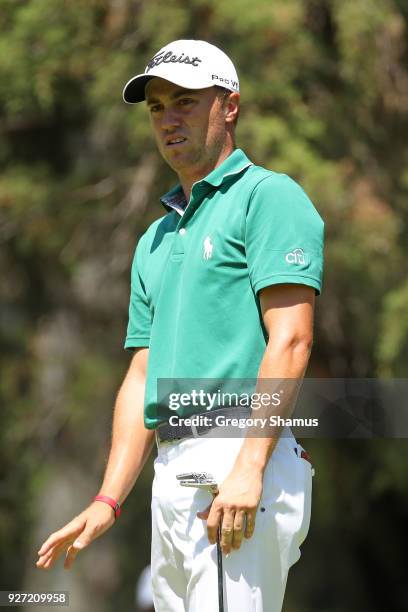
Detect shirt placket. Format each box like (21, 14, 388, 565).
(170, 183, 212, 260)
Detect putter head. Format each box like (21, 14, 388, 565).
(176, 471, 219, 494)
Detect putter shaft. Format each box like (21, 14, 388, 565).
(176, 472, 224, 611)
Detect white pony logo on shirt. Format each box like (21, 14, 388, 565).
(203, 236, 213, 260)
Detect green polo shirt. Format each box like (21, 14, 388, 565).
(124, 149, 324, 428)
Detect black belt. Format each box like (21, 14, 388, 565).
(156, 406, 251, 443)
(155, 407, 314, 466)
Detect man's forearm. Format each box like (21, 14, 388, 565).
(233, 338, 312, 476)
(97, 349, 155, 505)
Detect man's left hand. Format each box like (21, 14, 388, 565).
(197, 467, 263, 554)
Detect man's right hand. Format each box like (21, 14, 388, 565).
(36, 501, 116, 570)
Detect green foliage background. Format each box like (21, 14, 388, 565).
(1, 1, 408, 610)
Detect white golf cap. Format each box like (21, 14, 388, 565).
(123, 39, 239, 104)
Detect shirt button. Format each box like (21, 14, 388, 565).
(179, 228, 186, 235)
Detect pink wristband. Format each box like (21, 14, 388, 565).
(93, 495, 122, 519)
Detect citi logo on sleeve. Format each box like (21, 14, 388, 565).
(203, 236, 213, 260)
(285, 248, 306, 265)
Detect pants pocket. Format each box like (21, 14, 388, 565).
(296, 445, 313, 547)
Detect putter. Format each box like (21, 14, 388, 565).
(176, 472, 224, 612)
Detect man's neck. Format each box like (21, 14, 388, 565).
(179, 144, 235, 202)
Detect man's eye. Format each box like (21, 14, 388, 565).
(179, 98, 194, 106)
(150, 105, 162, 113)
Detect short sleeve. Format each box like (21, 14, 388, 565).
(124, 238, 152, 350)
(244, 174, 324, 295)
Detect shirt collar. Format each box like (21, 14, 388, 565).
(160, 149, 253, 214)
(199, 148, 253, 187)
(160, 184, 187, 215)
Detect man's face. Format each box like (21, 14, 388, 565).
(145, 78, 229, 175)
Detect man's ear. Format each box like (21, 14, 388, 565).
(224, 92, 240, 125)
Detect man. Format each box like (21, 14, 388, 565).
(36, 40, 324, 612)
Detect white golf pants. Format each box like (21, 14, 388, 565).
(151, 429, 313, 612)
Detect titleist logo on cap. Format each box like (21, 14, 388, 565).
(146, 50, 202, 73)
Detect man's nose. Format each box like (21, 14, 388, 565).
(160, 107, 181, 131)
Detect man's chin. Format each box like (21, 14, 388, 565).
(162, 149, 195, 172)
